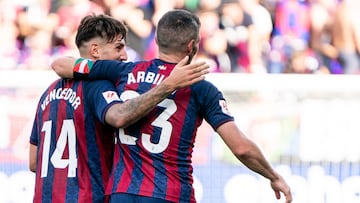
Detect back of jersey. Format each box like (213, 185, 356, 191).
(107, 59, 233, 203)
(30, 79, 115, 203)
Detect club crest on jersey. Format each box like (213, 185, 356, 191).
(102, 91, 121, 103)
(158, 65, 166, 70)
(219, 100, 231, 115)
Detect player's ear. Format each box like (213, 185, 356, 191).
(186, 40, 194, 54)
(90, 43, 100, 59)
(186, 40, 198, 64)
(187, 40, 198, 55)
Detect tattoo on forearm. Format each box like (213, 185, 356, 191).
(119, 84, 173, 124)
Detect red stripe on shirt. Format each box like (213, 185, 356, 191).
(53, 86, 69, 203)
(72, 81, 93, 202)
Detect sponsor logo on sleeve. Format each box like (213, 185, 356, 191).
(219, 100, 231, 115)
(102, 91, 120, 103)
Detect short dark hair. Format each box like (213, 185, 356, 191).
(156, 9, 201, 53)
(75, 14, 128, 48)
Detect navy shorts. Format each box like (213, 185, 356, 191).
(109, 193, 175, 203)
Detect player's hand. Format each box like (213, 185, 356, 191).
(166, 56, 210, 89)
(270, 174, 292, 203)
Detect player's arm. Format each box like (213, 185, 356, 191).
(29, 143, 37, 172)
(52, 56, 208, 85)
(105, 56, 209, 128)
(51, 56, 78, 78)
(216, 121, 292, 203)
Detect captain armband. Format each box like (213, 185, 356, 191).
(73, 58, 94, 79)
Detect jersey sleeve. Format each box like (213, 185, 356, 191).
(73, 59, 129, 84)
(88, 60, 134, 85)
(29, 114, 39, 145)
(84, 80, 123, 125)
(29, 95, 44, 146)
(194, 80, 234, 130)
(73, 58, 94, 79)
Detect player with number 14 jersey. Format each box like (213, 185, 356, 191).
(30, 78, 121, 202)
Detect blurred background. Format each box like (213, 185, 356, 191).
(0, 0, 360, 202)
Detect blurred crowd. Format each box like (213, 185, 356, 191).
(0, 0, 359, 74)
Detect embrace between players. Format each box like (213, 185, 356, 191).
(29, 9, 292, 203)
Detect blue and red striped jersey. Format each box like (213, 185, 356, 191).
(87, 59, 234, 203)
(29, 79, 121, 203)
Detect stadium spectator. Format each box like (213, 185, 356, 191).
(197, 9, 231, 72)
(219, 0, 259, 73)
(332, 0, 360, 74)
(240, 0, 273, 73)
(109, 0, 153, 60)
(1, 0, 359, 74)
(269, 0, 311, 73)
(55, 0, 104, 39)
(309, 0, 338, 74)
(0, 0, 22, 70)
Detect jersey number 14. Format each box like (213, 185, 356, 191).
(40, 119, 77, 178)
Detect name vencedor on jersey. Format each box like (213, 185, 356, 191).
(41, 88, 81, 111)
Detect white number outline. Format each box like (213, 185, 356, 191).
(40, 119, 78, 178)
(118, 90, 176, 153)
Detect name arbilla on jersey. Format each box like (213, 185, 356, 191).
(127, 71, 165, 85)
(41, 88, 81, 111)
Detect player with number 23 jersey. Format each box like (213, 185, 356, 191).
(76, 59, 234, 203)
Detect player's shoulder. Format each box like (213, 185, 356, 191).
(42, 78, 68, 94)
(190, 79, 221, 98)
(95, 60, 136, 68)
(83, 79, 115, 92)
(135, 59, 158, 67)
(86, 79, 113, 85)
(192, 79, 217, 90)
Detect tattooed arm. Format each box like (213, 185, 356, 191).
(105, 56, 209, 128)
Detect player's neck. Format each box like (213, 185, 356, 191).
(158, 52, 184, 64)
(80, 54, 95, 60)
